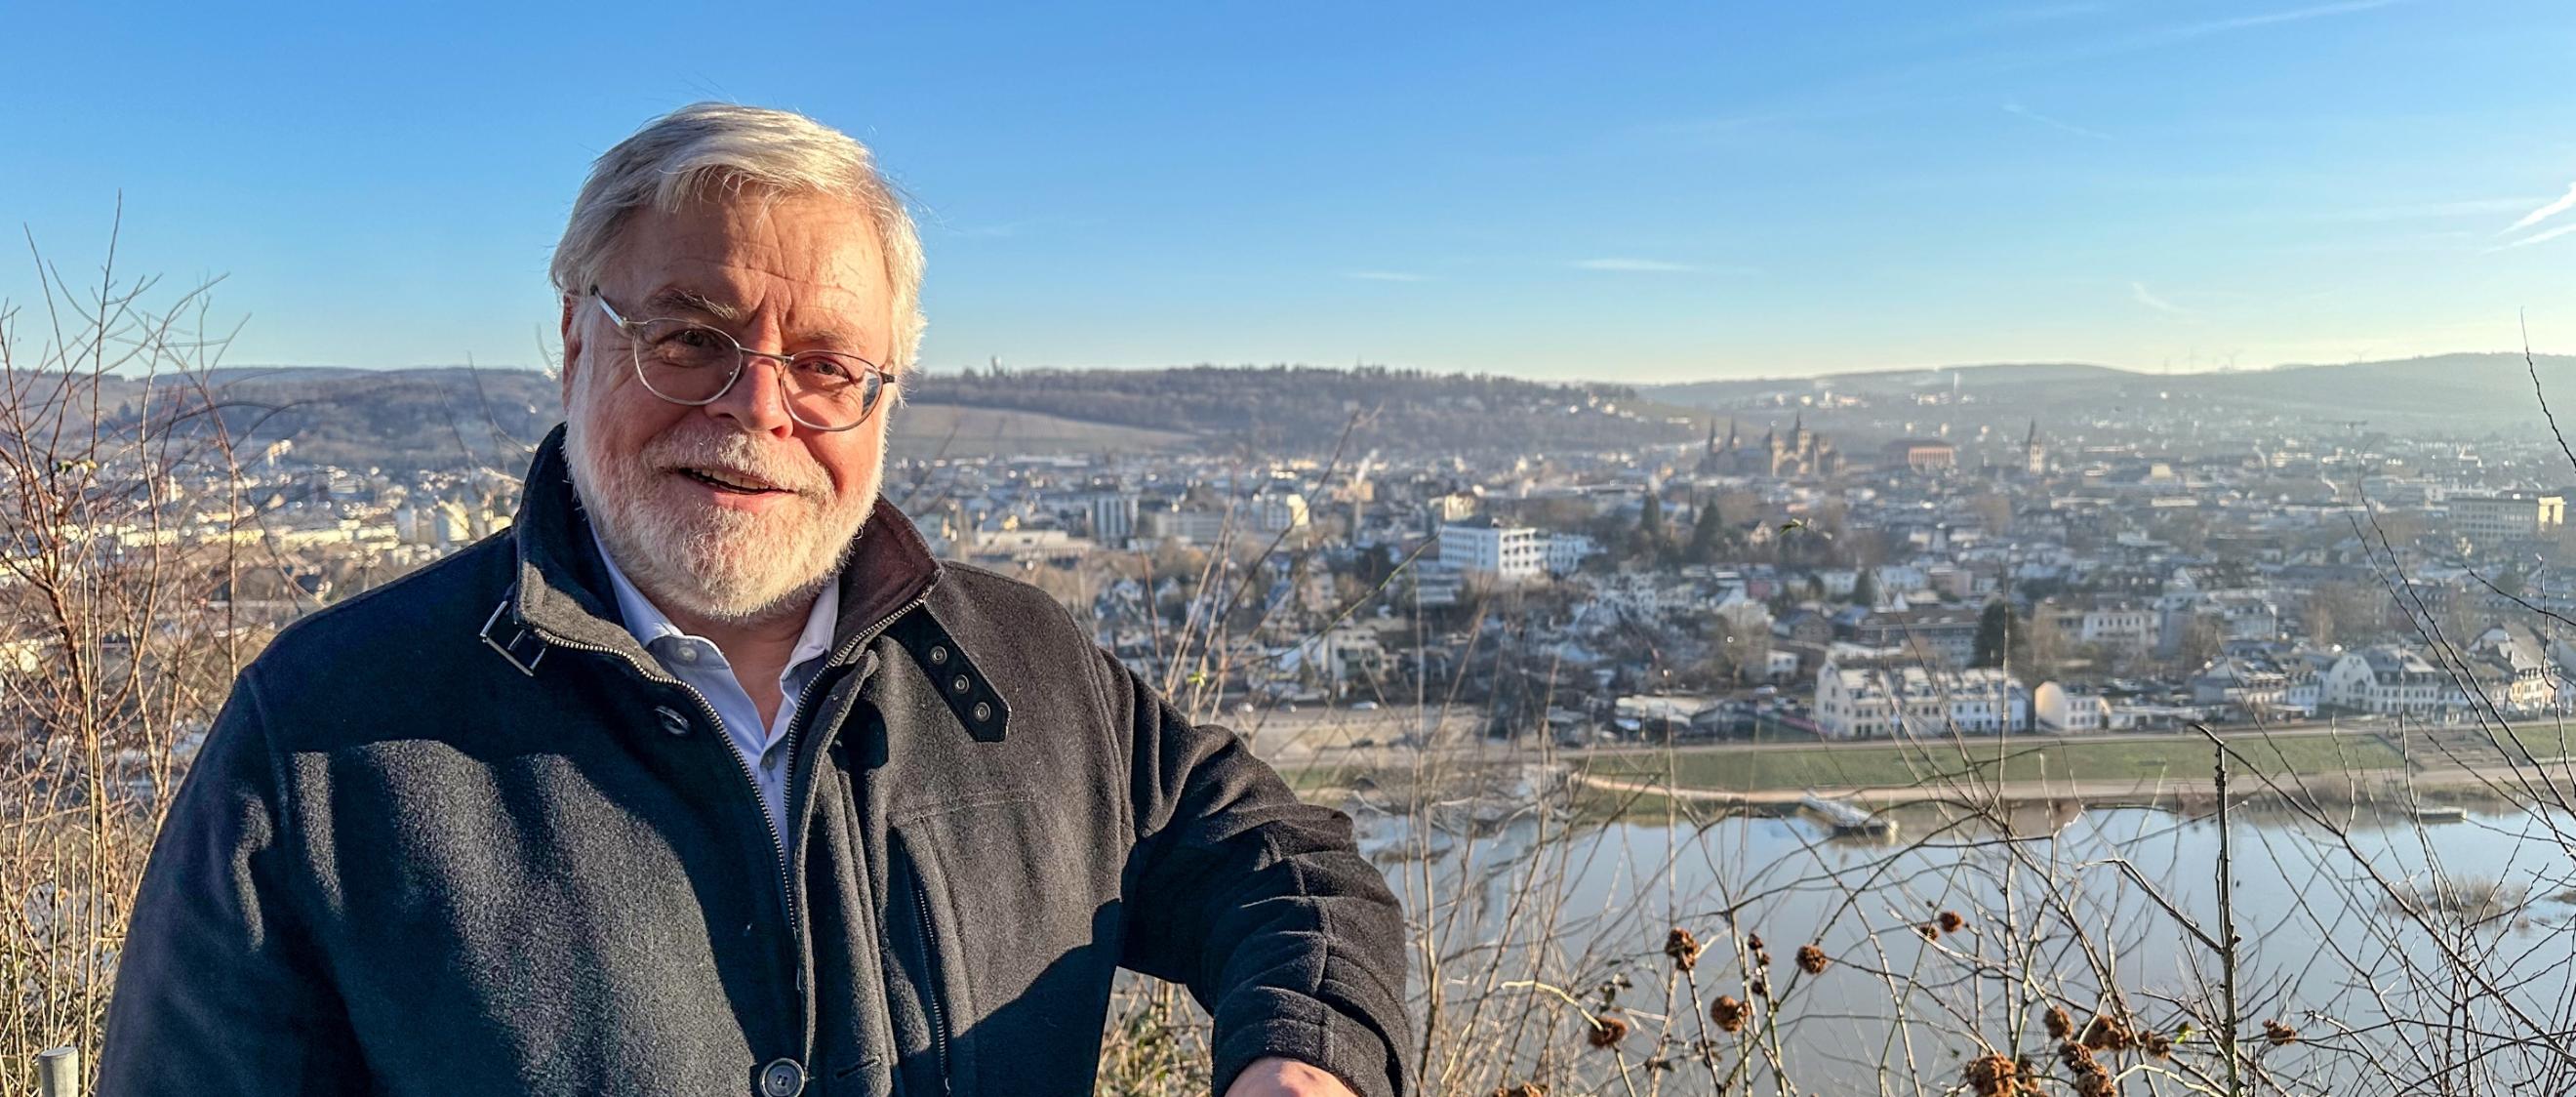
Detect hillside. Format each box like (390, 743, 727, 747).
(60, 362, 1692, 473)
(1643, 353, 2576, 432)
(886, 364, 1696, 456)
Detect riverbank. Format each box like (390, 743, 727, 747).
(1282, 720, 2576, 808)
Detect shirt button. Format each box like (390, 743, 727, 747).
(758, 1058, 806, 1097)
(675, 644, 701, 664)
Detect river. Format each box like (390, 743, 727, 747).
(1363, 796, 2576, 1093)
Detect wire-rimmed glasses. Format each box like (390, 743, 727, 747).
(589, 286, 893, 432)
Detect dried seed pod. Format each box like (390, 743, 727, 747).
(1746, 932, 1764, 952)
(1754, 950, 1772, 969)
(1711, 995, 1748, 1033)
(2044, 1005, 2073, 1040)
(1795, 944, 1830, 975)
(1939, 910, 1965, 934)
(1588, 1014, 1629, 1049)
(2082, 1013, 2135, 1052)
(2059, 1041, 2102, 1076)
(1963, 1053, 2019, 1097)
(1664, 927, 1703, 971)
(2263, 1019, 2298, 1046)
(2142, 1031, 2173, 1059)
(1917, 921, 1941, 941)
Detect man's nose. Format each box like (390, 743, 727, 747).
(702, 352, 798, 435)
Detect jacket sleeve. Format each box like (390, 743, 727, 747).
(1103, 649, 1413, 1097)
(98, 670, 363, 1096)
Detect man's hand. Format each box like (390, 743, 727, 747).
(1225, 1056, 1360, 1097)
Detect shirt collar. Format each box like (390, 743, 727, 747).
(589, 527, 841, 675)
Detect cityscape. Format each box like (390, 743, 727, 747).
(195, 352, 2576, 791)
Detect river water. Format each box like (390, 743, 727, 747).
(1366, 798, 2576, 1093)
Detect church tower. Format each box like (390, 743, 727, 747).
(2024, 420, 2046, 476)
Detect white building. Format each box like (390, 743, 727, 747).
(1813, 658, 2030, 740)
(1545, 533, 1599, 576)
(1089, 494, 1139, 548)
(1439, 517, 1545, 583)
(2074, 603, 2156, 652)
(2446, 494, 2565, 547)
(2321, 646, 2447, 715)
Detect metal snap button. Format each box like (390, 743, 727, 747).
(972, 701, 993, 723)
(929, 644, 949, 665)
(950, 674, 972, 694)
(757, 1058, 806, 1097)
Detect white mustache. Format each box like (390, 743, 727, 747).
(643, 430, 824, 497)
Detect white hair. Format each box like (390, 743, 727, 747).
(550, 102, 926, 369)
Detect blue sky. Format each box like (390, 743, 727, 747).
(5, 1, 2574, 383)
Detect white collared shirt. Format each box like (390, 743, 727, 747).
(591, 531, 839, 831)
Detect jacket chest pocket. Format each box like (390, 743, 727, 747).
(880, 787, 1118, 1096)
(886, 829, 967, 1096)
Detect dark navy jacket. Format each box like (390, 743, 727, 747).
(99, 427, 1410, 1096)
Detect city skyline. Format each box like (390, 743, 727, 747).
(9, 1, 2576, 382)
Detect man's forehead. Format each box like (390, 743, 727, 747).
(631, 263, 885, 345)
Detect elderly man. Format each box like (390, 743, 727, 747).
(99, 103, 1409, 1097)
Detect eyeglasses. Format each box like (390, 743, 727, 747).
(589, 287, 893, 432)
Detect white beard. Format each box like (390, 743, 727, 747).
(565, 385, 884, 629)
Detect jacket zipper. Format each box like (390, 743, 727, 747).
(907, 863, 954, 1088)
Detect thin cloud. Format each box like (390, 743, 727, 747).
(2150, 0, 2407, 42)
(1343, 270, 1429, 282)
(2131, 281, 2191, 317)
(2002, 102, 2112, 141)
(1630, 0, 2403, 150)
(2317, 197, 2534, 223)
(1576, 258, 1697, 273)
(2487, 222, 2576, 253)
(2501, 182, 2576, 235)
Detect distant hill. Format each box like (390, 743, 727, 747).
(1648, 362, 2131, 406)
(901, 364, 1697, 456)
(889, 404, 1193, 458)
(58, 362, 1690, 473)
(1643, 353, 2576, 431)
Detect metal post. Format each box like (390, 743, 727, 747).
(36, 1046, 79, 1097)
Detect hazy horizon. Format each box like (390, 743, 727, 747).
(191, 347, 2576, 389)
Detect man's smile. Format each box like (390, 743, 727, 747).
(672, 465, 785, 495)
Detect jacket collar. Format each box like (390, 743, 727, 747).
(503, 425, 943, 668)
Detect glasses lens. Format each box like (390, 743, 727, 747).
(630, 321, 740, 403)
(783, 353, 887, 429)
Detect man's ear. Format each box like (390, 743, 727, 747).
(558, 294, 583, 410)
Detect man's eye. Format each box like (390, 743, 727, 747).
(667, 327, 728, 351)
(799, 354, 859, 381)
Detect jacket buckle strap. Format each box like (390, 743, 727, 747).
(479, 596, 548, 676)
(885, 611, 1009, 742)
